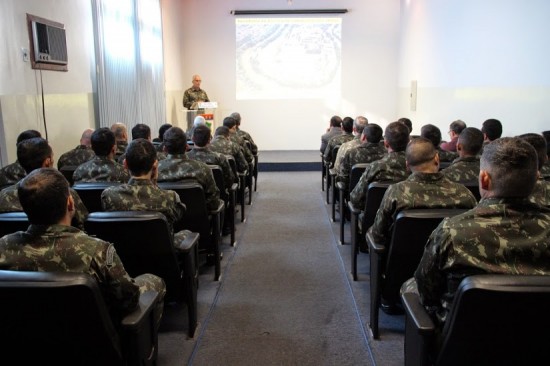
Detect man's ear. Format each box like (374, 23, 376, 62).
(67, 194, 75, 216)
(457, 142, 463, 152)
(479, 169, 491, 191)
(383, 139, 390, 149)
(123, 159, 128, 170)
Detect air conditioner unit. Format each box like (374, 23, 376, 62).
(31, 20, 68, 65)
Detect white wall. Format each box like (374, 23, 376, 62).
(173, 0, 401, 150)
(0, 0, 96, 166)
(398, 0, 550, 137)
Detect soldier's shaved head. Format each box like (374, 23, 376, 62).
(406, 137, 438, 170)
(363, 124, 383, 144)
(458, 127, 484, 156)
(17, 137, 53, 174)
(125, 139, 157, 176)
(519, 133, 547, 171)
(163, 127, 187, 155)
(91, 128, 116, 157)
(193, 125, 211, 147)
(385, 121, 410, 152)
(18, 168, 70, 225)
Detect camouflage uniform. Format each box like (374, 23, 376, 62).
(0, 161, 26, 187)
(338, 142, 386, 187)
(114, 141, 128, 161)
(210, 135, 248, 174)
(368, 172, 477, 246)
(350, 151, 410, 210)
(441, 156, 480, 182)
(101, 178, 192, 247)
(229, 132, 254, 165)
(182, 87, 209, 110)
(437, 148, 458, 163)
(73, 156, 129, 183)
(187, 146, 236, 191)
(320, 127, 342, 153)
(529, 179, 550, 208)
(157, 154, 221, 211)
(407, 197, 550, 325)
(0, 224, 165, 324)
(237, 128, 258, 155)
(333, 136, 361, 176)
(0, 184, 88, 229)
(324, 132, 354, 162)
(541, 161, 550, 180)
(57, 145, 95, 170)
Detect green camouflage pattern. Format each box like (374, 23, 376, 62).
(73, 156, 129, 183)
(57, 145, 95, 170)
(237, 128, 258, 155)
(324, 132, 354, 162)
(229, 131, 254, 164)
(210, 135, 248, 174)
(188, 146, 236, 190)
(0, 224, 166, 318)
(333, 136, 361, 175)
(442, 156, 480, 183)
(414, 197, 550, 324)
(117, 150, 166, 165)
(350, 151, 410, 209)
(0, 184, 88, 229)
(0, 161, 26, 187)
(541, 161, 550, 179)
(114, 141, 128, 161)
(157, 154, 220, 211)
(320, 127, 342, 153)
(338, 142, 386, 187)
(529, 179, 550, 208)
(182, 87, 209, 109)
(368, 172, 477, 246)
(437, 148, 458, 163)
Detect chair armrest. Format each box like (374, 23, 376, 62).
(229, 183, 238, 192)
(175, 231, 200, 253)
(348, 201, 361, 215)
(329, 168, 337, 176)
(401, 292, 436, 335)
(121, 290, 160, 330)
(335, 181, 346, 191)
(366, 231, 386, 254)
(209, 200, 225, 215)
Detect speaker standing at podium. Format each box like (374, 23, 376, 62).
(183, 74, 210, 110)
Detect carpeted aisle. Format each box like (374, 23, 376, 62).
(189, 171, 374, 365)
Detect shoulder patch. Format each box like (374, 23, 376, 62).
(106, 244, 115, 267)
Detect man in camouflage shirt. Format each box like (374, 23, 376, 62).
(73, 128, 129, 183)
(324, 116, 355, 163)
(157, 127, 221, 211)
(333, 116, 369, 176)
(338, 123, 386, 188)
(420, 124, 458, 163)
(350, 121, 411, 210)
(223, 116, 254, 167)
(117, 124, 166, 164)
(182, 74, 209, 110)
(57, 128, 95, 170)
(520, 133, 550, 208)
(442, 127, 483, 183)
(0, 137, 88, 229)
(320, 115, 343, 153)
(111, 122, 129, 161)
(102, 139, 193, 248)
(211, 126, 248, 174)
(0, 130, 41, 188)
(0, 167, 165, 326)
(230, 112, 258, 155)
(403, 137, 550, 327)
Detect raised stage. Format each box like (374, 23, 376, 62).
(257, 150, 321, 172)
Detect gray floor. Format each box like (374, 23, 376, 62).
(258, 150, 320, 163)
(157, 171, 405, 365)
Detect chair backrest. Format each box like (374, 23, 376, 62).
(0, 212, 30, 237)
(436, 274, 550, 366)
(157, 181, 211, 248)
(73, 182, 121, 213)
(59, 165, 78, 186)
(209, 165, 227, 201)
(382, 208, 468, 305)
(362, 181, 392, 230)
(460, 180, 481, 202)
(0, 270, 124, 364)
(226, 155, 238, 176)
(439, 161, 452, 170)
(349, 163, 368, 192)
(85, 211, 184, 302)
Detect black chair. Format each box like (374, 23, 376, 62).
(158, 181, 224, 281)
(209, 165, 238, 246)
(336, 163, 368, 244)
(349, 181, 392, 281)
(226, 155, 247, 223)
(367, 208, 468, 339)
(0, 212, 30, 237)
(401, 274, 550, 366)
(0, 270, 160, 365)
(460, 180, 481, 202)
(253, 152, 259, 191)
(59, 165, 78, 186)
(84, 211, 199, 337)
(244, 140, 254, 204)
(438, 161, 452, 170)
(321, 152, 326, 191)
(73, 182, 121, 212)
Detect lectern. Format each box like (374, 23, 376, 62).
(185, 101, 218, 131)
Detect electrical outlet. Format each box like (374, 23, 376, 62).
(22, 48, 29, 62)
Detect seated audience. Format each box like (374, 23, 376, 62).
(73, 128, 129, 183)
(157, 127, 221, 211)
(223, 116, 254, 167)
(442, 127, 484, 182)
(101, 138, 192, 247)
(333, 116, 369, 176)
(0, 167, 165, 326)
(0, 130, 41, 187)
(320, 115, 343, 153)
(398, 117, 416, 137)
(480, 118, 502, 154)
(0, 137, 88, 229)
(187, 116, 207, 143)
(57, 128, 95, 170)
(324, 116, 354, 162)
(338, 123, 386, 188)
(350, 121, 411, 210)
(210, 126, 248, 174)
(402, 137, 550, 329)
(520, 133, 550, 207)
(117, 123, 166, 163)
(153, 123, 172, 143)
(231, 112, 258, 155)
(420, 124, 457, 163)
(440, 120, 467, 152)
(110, 122, 129, 160)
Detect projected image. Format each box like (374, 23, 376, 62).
(236, 18, 342, 100)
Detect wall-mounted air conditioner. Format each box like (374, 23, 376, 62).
(31, 20, 68, 65)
